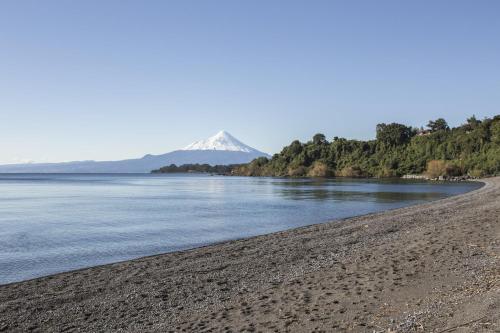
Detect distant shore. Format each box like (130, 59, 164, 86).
(1, 178, 499, 332)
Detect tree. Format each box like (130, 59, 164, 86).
(312, 133, 327, 145)
(376, 123, 413, 146)
(467, 115, 481, 127)
(252, 157, 269, 167)
(288, 140, 303, 155)
(491, 119, 500, 144)
(427, 118, 449, 132)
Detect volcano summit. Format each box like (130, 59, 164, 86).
(0, 131, 269, 173)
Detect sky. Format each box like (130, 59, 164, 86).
(1, 0, 499, 164)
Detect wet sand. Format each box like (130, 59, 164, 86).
(1, 178, 499, 332)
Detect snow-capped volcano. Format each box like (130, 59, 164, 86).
(182, 131, 262, 153)
(0, 130, 270, 173)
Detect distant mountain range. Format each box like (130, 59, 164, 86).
(0, 131, 270, 173)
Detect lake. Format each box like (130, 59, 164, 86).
(0, 174, 481, 284)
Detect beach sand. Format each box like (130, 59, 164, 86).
(1, 178, 499, 332)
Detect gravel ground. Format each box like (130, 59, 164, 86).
(0, 178, 499, 332)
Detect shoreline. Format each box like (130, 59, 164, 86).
(1, 178, 499, 332)
(0, 178, 481, 288)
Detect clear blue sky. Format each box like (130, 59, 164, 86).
(1, 0, 499, 163)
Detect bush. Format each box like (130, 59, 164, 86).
(288, 166, 307, 177)
(307, 161, 332, 177)
(468, 169, 484, 178)
(377, 167, 397, 178)
(336, 166, 365, 178)
(445, 161, 463, 177)
(426, 160, 447, 178)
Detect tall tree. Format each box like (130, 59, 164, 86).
(427, 118, 449, 132)
(312, 133, 328, 145)
(376, 123, 413, 146)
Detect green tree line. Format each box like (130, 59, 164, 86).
(233, 115, 500, 178)
(152, 163, 239, 175)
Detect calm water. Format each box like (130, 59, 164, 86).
(0, 174, 481, 284)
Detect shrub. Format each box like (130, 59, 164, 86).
(444, 161, 463, 177)
(307, 161, 331, 177)
(288, 166, 307, 177)
(336, 166, 365, 178)
(426, 160, 447, 178)
(468, 169, 484, 178)
(377, 167, 397, 178)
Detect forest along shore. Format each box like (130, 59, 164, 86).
(0, 179, 499, 332)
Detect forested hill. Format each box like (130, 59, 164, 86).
(233, 115, 500, 178)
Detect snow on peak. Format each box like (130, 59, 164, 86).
(182, 131, 260, 153)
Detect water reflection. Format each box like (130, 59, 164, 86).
(261, 177, 459, 202)
(277, 188, 441, 202)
